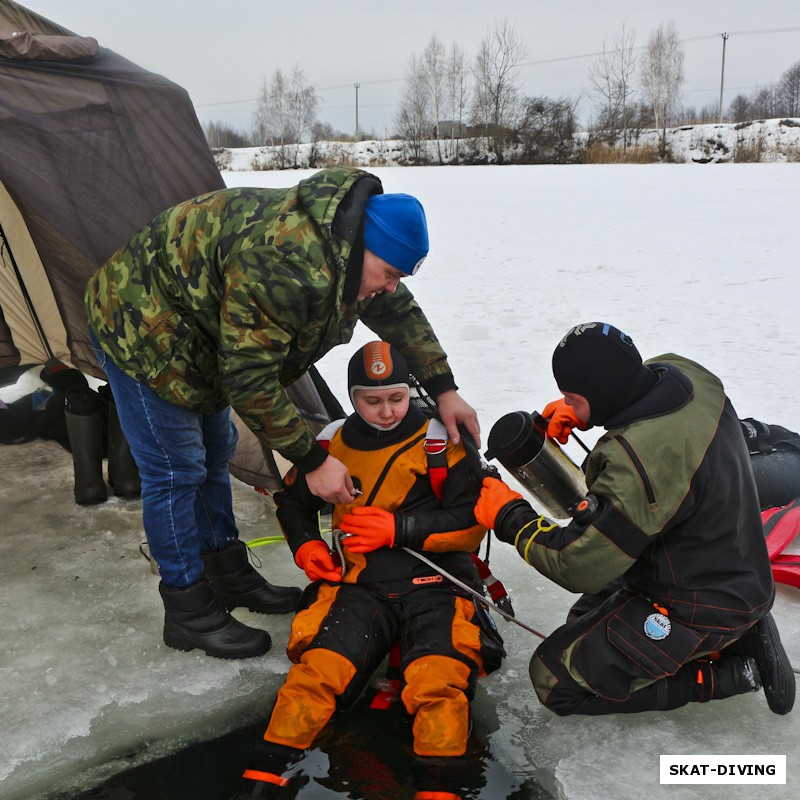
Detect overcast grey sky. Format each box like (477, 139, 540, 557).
(27, 1, 800, 136)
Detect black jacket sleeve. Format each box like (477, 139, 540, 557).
(273, 467, 328, 557)
(394, 456, 486, 552)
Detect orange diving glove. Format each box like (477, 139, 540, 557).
(294, 540, 341, 583)
(474, 477, 524, 530)
(542, 398, 587, 445)
(339, 506, 396, 553)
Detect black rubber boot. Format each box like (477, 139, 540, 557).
(64, 387, 107, 505)
(735, 612, 796, 714)
(237, 741, 305, 796)
(100, 385, 141, 499)
(201, 539, 302, 614)
(693, 655, 762, 702)
(159, 578, 272, 659)
(412, 754, 466, 799)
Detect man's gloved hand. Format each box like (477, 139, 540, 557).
(542, 398, 587, 445)
(339, 506, 395, 553)
(475, 477, 524, 530)
(294, 540, 341, 582)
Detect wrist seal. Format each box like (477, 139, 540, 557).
(494, 499, 534, 543)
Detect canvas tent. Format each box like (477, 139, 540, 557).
(0, 0, 336, 492)
(0, 0, 228, 372)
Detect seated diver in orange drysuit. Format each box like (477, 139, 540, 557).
(239, 341, 504, 791)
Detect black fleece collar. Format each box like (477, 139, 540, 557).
(605, 363, 693, 428)
(341, 404, 427, 451)
(330, 174, 382, 305)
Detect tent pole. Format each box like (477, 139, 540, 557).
(0, 219, 56, 362)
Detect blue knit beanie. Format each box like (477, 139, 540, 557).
(363, 193, 429, 275)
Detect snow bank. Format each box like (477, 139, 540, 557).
(216, 118, 800, 170)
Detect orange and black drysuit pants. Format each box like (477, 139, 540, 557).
(264, 579, 485, 757)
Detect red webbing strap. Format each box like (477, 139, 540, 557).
(424, 418, 448, 501)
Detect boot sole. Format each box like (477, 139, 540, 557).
(216, 590, 302, 616)
(76, 495, 109, 506)
(753, 613, 796, 715)
(75, 485, 108, 505)
(163, 630, 272, 659)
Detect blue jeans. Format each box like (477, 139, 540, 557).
(90, 337, 239, 587)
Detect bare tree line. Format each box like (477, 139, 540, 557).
(204, 18, 800, 165)
(250, 66, 320, 168)
(726, 61, 800, 122)
(585, 23, 800, 152)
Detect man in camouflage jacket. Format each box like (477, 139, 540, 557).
(85, 167, 479, 659)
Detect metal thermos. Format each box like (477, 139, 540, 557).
(485, 410, 588, 519)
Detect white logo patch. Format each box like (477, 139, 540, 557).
(644, 612, 671, 640)
(369, 360, 387, 377)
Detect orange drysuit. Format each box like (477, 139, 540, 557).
(265, 404, 503, 757)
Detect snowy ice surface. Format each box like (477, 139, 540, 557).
(1, 163, 798, 800)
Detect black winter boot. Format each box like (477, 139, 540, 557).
(100, 385, 141, 498)
(201, 540, 302, 615)
(159, 578, 271, 659)
(734, 612, 796, 714)
(64, 387, 107, 505)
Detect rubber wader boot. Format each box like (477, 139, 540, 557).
(101, 386, 141, 499)
(412, 755, 466, 800)
(159, 578, 271, 659)
(240, 741, 304, 793)
(201, 539, 302, 614)
(64, 387, 107, 505)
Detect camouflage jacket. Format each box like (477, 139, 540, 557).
(85, 167, 453, 471)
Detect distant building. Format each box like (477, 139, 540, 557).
(436, 120, 469, 138)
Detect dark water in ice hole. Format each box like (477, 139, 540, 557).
(57, 686, 551, 800)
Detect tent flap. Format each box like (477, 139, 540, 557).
(0, 30, 99, 61)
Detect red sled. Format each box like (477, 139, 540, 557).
(761, 497, 800, 589)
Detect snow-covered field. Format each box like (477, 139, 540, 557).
(1, 163, 798, 800)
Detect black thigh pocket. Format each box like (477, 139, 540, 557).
(567, 595, 707, 701)
(606, 596, 704, 679)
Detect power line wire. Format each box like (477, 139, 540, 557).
(728, 26, 800, 36)
(195, 25, 800, 112)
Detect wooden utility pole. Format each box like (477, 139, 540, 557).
(354, 83, 360, 141)
(718, 33, 729, 123)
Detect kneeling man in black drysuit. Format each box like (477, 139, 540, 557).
(475, 321, 795, 716)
